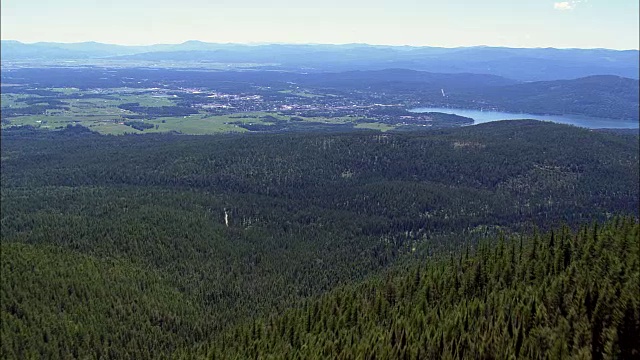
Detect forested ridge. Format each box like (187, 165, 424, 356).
(1, 120, 638, 358)
(210, 219, 640, 359)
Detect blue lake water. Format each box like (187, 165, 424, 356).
(409, 107, 639, 129)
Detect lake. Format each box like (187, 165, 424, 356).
(409, 107, 639, 129)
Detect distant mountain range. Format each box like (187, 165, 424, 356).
(2, 40, 638, 81)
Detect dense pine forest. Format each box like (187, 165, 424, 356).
(210, 219, 639, 359)
(1, 120, 639, 359)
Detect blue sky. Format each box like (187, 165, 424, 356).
(1, 0, 638, 49)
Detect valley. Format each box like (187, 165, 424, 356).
(1, 67, 638, 135)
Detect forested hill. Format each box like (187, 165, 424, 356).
(459, 75, 640, 120)
(211, 219, 640, 359)
(1, 120, 638, 358)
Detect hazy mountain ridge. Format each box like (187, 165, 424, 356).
(2, 40, 638, 81)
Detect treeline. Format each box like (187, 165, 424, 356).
(124, 120, 155, 131)
(1, 104, 66, 120)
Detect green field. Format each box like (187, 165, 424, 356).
(278, 89, 324, 98)
(145, 115, 249, 134)
(0, 94, 25, 108)
(355, 122, 395, 131)
(1, 87, 395, 135)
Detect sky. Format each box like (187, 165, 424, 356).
(1, 0, 638, 49)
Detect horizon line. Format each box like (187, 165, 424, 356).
(1, 39, 638, 52)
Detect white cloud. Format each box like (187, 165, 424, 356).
(554, 0, 587, 10)
(554, 2, 575, 10)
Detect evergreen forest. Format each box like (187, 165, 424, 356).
(1, 120, 638, 359)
